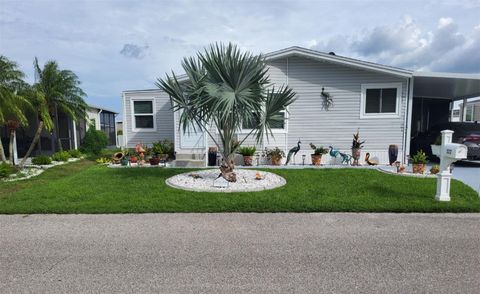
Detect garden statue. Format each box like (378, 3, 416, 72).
(285, 140, 301, 165)
(365, 153, 378, 165)
(329, 146, 352, 165)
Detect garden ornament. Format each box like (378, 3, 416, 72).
(329, 146, 352, 165)
(285, 140, 301, 165)
(365, 153, 378, 166)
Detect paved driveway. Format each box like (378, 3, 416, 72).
(1, 213, 479, 293)
(452, 166, 480, 193)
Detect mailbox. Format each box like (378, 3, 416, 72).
(434, 130, 468, 202)
(442, 143, 467, 160)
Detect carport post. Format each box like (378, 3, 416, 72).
(461, 98, 467, 122)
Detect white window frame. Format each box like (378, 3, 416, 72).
(240, 108, 288, 134)
(360, 83, 402, 119)
(130, 98, 157, 132)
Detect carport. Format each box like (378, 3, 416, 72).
(406, 71, 480, 156)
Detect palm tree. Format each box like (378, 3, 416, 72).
(157, 43, 296, 181)
(0, 56, 30, 164)
(18, 58, 86, 167)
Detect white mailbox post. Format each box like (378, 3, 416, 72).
(431, 130, 468, 201)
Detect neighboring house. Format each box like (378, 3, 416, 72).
(0, 104, 117, 162)
(86, 105, 118, 146)
(122, 46, 480, 166)
(458, 98, 480, 122)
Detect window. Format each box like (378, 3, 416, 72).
(100, 111, 116, 145)
(132, 100, 155, 131)
(465, 105, 474, 122)
(360, 83, 401, 118)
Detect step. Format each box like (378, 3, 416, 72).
(172, 160, 206, 168)
(175, 153, 205, 160)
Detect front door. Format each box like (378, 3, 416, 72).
(180, 124, 205, 149)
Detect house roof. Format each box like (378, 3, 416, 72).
(412, 72, 480, 100)
(264, 46, 414, 78)
(88, 104, 118, 114)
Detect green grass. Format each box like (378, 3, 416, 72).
(0, 160, 478, 214)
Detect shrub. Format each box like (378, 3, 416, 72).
(80, 128, 108, 155)
(32, 156, 52, 165)
(238, 146, 256, 156)
(67, 149, 83, 158)
(152, 139, 174, 156)
(96, 157, 111, 164)
(411, 150, 428, 164)
(51, 151, 71, 162)
(0, 162, 14, 178)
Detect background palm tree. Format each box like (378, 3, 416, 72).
(158, 43, 296, 181)
(18, 58, 87, 165)
(0, 56, 31, 164)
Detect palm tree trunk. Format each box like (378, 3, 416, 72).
(8, 129, 15, 165)
(19, 121, 44, 168)
(219, 153, 236, 182)
(0, 137, 6, 163)
(54, 104, 63, 152)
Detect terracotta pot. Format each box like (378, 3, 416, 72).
(271, 156, 282, 166)
(243, 155, 253, 166)
(351, 148, 361, 166)
(311, 154, 322, 166)
(412, 163, 426, 174)
(149, 157, 160, 166)
(129, 156, 138, 163)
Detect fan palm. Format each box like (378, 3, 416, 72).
(157, 43, 296, 181)
(18, 58, 86, 167)
(0, 56, 31, 164)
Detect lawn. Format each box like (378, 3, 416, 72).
(0, 160, 478, 213)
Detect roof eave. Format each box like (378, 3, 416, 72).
(264, 47, 413, 78)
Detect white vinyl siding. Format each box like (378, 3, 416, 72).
(124, 90, 174, 148)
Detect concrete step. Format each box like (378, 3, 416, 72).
(172, 160, 205, 168)
(175, 153, 205, 160)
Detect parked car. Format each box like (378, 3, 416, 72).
(410, 122, 480, 161)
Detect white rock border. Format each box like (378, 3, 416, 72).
(2, 157, 83, 182)
(165, 169, 286, 193)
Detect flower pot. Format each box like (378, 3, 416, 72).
(351, 148, 361, 166)
(412, 163, 426, 174)
(243, 155, 253, 166)
(129, 156, 138, 163)
(121, 158, 129, 166)
(157, 154, 169, 161)
(149, 157, 160, 166)
(271, 156, 282, 166)
(311, 154, 322, 166)
(388, 145, 398, 165)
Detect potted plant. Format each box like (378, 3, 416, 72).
(266, 147, 285, 166)
(411, 150, 428, 174)
(129, 148, 138, 163)
(309, 143, 328, 166)
(238, 146, 256, 166)
(430, 165, 440, 175)
(152, 139, 174, 161)
(351, 129, 365, 166)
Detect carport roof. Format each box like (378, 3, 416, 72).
(412, 72, 480, 100)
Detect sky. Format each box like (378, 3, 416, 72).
(1, 0, 480, 120)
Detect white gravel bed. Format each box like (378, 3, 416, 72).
(377, 166, 436, 178)
(166, 169, 286, 192)
(108, 162, 172, 168)
(3, 168, 44, 182)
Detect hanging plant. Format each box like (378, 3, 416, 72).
(321, 87, 333, 110)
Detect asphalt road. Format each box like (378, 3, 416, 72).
(1, 213, 479, 293)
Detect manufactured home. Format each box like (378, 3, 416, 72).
(122, 46, 480, 166)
